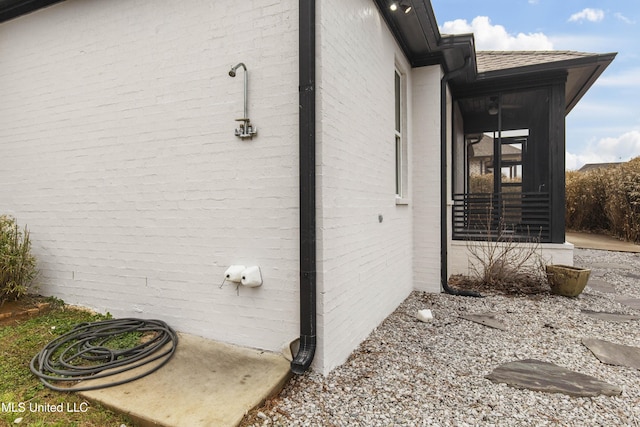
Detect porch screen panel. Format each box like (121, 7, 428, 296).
(453, 88, 551, 242)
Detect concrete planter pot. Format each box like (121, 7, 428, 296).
(546, 265, 591, 297)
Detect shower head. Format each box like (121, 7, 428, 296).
(228, 62, 246, 77)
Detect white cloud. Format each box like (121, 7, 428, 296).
(528, 0, 539, 4)
(549, 34, 618, 52)
(596, 68, 640, 87)
(440, 16, 554, 51)
(566, 130, 640, 170)
(566, 151, 604, 170)
(614, 12, 635, 24)
(568, 8, 605, 23)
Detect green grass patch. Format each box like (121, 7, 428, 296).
(0, 305, 134, 427)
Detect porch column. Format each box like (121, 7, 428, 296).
(549, 80, 566, 243)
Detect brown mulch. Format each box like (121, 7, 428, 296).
(448, 274, 552, 296)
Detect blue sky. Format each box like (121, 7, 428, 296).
(430, 0, 640, 170)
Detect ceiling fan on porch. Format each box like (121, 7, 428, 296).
(487, 96, 520, 115)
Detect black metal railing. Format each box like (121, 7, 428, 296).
(452, 192, 551, 242)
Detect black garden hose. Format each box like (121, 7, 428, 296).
(30, 318, 178, 392)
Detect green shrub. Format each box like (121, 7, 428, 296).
(0, 215, 38, 306)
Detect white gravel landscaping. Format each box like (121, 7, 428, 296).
(245, 249, 640, 426)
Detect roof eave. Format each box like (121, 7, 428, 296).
(0, 0, 63, 23)
(565, 53, 617, 114)
(476, 52, 617, 81)
(374, 0, 448, 68)
(475, 52, 616, 114)
(375, 0, 482, 76)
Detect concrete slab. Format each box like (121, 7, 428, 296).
(486, 359, 621, 397)
(80, 333, 291, 427)
(567, 231, 640, 253)
(583, 338, 640, 370)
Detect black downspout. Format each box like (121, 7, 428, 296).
(291, 0, 317, 374)
(440, 58, 482, 298)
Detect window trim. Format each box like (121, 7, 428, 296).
(394, 66, 409, 204)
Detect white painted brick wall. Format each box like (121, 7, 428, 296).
(411, 66, 443, 293)
(314, 0, 416, 374)
(1, 0, 450, 375)
(0, 0, 300, 353)
(449, 241, 575, 276)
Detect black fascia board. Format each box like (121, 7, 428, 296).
(0, 0, 64, 23)
(453, 70, 568, 99)
(411, 51, 445, 67)
(410, 0, 442, 52)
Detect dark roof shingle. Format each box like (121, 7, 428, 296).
(476, 51, 599, 74)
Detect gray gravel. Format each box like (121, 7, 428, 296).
(245, 249, 640, 426)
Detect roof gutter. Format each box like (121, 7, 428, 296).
(440, 56, 481, 297)
(291, 0, 316, 375)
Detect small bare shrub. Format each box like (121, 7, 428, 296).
(0, 215, 38, 306)
(465, 216, 548, 291)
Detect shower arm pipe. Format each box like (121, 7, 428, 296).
(242, 65, 247, 119)
(229, 62, 248, 119)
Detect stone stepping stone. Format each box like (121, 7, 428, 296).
(581, 309, 639, 322)
(615, 295, 640, 310)
(586, 279, 616, 294)
(583, 338, 640, 370)
(486, 359, 621, 397)
(621, 271, 640, 281)
(459, 313, 506, 331)
(589, 262, 634, 271)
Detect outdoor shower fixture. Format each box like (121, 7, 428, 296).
(228, 62, 257, 140)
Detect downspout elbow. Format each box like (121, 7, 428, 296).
(290, 335, 316, 374)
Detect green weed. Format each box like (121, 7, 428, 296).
(0, 305, 133, 427)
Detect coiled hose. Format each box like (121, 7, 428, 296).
(30, 318, 178, 392)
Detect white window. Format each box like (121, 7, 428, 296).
(394, 68, 408, 202)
